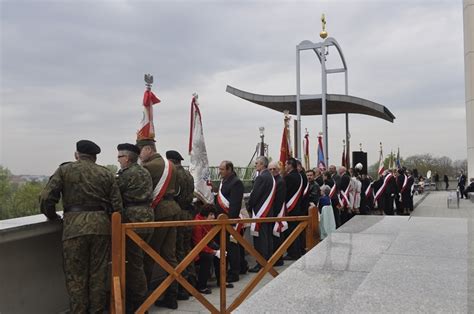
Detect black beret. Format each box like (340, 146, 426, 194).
(166, 150, 184, 161)
(117, 143, 140, 155)
(76, 140, 101, 155)
(136, 138, 156, 149)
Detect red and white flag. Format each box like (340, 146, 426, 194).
(377, 143, 385, 176)
(189, 94, 214, 204)
(137, 89, 160, 140)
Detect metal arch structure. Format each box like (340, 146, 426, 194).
(296, 36, 349, 166)
(226, 37, 396, 167)
(225, 86, 395, 122)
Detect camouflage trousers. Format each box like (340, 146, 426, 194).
(123, 206, 154, 313)
(62, 234, 110, 314)
(176, 209, 197, 293)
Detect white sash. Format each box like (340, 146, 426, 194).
(273, 203, 288, 237)
(251, 176, 276, 237)
(218, 181, 244, 232)
(286, 174, 303, 212)
(375, 173, 394, 202)
(217, 181, 230, 212)
(151, 159, 172, 208)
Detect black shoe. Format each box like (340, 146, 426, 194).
(154, 299, 178, 310)
(197, 287, 212, 294)
(274, 260, 284, 266)
(240, 265, 249, 275)
(227, 274, 240, 283)
(248, 265, 261, 273)
(216, 282, 234, 288)
(283, 255, 298, 261)
(177, 292, 189, 300)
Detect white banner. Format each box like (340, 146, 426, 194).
(188, 94, 214, 204)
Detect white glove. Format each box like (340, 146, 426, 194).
(214, 250, 227, 259)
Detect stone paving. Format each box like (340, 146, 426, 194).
(237, 191, 474, 313)
(148, 192, 474, 313)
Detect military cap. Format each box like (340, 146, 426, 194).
(76, 140, 101, 155)
(117, 143, 140, 155)
(166, 150, 184, 161)
(136, 138, 156, 149)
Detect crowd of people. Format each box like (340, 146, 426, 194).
(39, 139, 471, 313)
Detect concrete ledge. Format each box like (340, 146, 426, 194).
(0, 213, 63, 244)
(0, 214, 68, 313)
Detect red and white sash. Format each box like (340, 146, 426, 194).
(217, 181, 230, 213)
(251, 176, 276, 236)
(340, 183, 351, 209)
(273, 203, 288, 237)
(329, 183, 337, 198)
(374, 173, 394, 203)
(302, 178, 309, 197)
(217, 181, 244, 232)
(151, 159, 173, 208)
(398, 174, 408, 202)
(286, 174, 303, 213)
(365, 182, 373, 198)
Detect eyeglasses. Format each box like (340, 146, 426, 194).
(117, 155, 126, 158)
(269, 168, 277, 171)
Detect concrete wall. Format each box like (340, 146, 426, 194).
(0, 216, 69, 314)
(465, 0, 474, 178)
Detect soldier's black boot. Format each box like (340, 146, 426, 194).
(177, 290, 190, 300)
(155, 299, 178, 310)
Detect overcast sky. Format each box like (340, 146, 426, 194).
(0, 0, 468, 175)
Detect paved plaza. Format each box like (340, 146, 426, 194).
(148, 192, 474, 313)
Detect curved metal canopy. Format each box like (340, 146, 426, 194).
(226, 85, 395, 123)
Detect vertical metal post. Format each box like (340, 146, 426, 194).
(321, 44, 328, 167)
(345, 68, 350, 168)
(296, 47, 302, 159)
(345, 113, 350, 168)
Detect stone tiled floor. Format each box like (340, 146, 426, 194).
(148, 191, 474, 313)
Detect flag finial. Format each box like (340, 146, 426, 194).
(144, 74, 153, 91)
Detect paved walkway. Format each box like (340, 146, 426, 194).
(412, 190, 474, 218)
(237, 192, 474, 313)
(148, 192, 474, 313)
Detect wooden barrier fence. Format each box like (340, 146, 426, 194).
(111, 207, 319, 314)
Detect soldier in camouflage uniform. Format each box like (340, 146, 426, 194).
(39, 140, 123, 314)
(137, 139, 181, 310)
(116, 143, 154, 313)
(166, 150, 196, 300)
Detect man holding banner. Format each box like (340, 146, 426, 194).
(216, 160, 244, 283)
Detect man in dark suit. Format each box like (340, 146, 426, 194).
(269, 161, 287, 266)
(283, 158, 303, 260)
(458, 170, 467, 199)
(248, 156, 275, 272)
(216, 160, 244, 282)
(337, 166, 352, 225)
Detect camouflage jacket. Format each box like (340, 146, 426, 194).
(116, 162, 153, 224)
(116, 162, 152, 206)
(174, 164, 194, 210)
(39, 159, 123, 240)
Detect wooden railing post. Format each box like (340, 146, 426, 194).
(110, 212, 123, 314)
(306, 205, 319, 251)
(217, 214, 227, 313)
